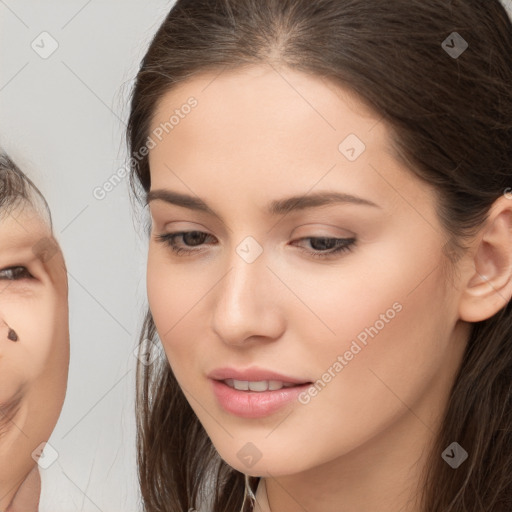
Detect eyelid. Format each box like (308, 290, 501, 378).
(153, 220, 356, 244)
(153, 219, 222, 240)
(290, 222, 356, 238)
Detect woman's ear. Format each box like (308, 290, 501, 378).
(458, 195, 512, 323)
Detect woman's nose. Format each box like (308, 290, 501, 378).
(210, 245, 286, 348)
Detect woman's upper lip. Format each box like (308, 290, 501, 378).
(208, 366, 311, 384)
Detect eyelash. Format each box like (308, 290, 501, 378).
(0, 266, 33, 280)
(155, 231, 356, 260)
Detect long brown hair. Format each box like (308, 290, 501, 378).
(127, 1, 512, 510)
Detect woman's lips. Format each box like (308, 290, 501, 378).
(210, 379, 313, 418)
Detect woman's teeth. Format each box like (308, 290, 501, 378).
(223, 379, 298, 391)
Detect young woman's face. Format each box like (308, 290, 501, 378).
(0, 205, 68, 506)
(146, 64, 470, 478)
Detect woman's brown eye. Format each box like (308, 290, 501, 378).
(0, 266, 33, 280)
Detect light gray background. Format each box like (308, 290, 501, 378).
(1, 1, 511, 511)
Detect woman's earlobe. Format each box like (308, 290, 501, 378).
(458, 199, 512, 323)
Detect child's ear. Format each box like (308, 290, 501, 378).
(458, 195, 512, 323)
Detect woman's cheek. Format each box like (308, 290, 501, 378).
(148, 254, 204, 335)
(8, 295, 61, 378)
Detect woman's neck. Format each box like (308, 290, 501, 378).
(253, 477, 271, 512)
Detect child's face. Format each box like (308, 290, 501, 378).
(0, 205, 68, 507)
(145, 64, 470, 478)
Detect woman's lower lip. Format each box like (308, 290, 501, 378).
(210, 379, 311, 418)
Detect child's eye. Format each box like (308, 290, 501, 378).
(0, 266, 33, 280)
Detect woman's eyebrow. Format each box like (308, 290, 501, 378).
(146, 189, 382, 217)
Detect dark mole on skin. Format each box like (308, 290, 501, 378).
(7, 328, 18, 342)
